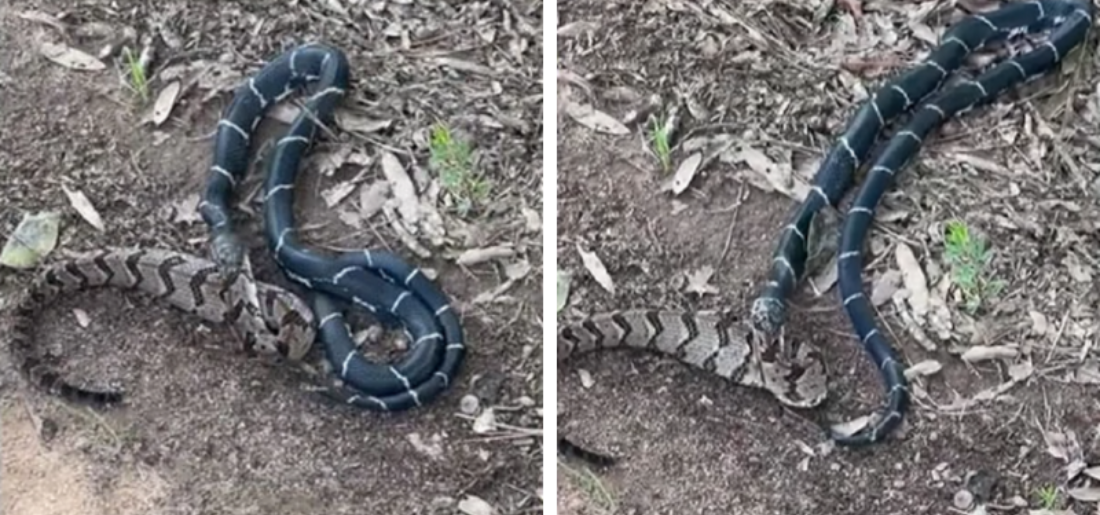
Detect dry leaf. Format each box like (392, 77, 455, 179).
(830, 415, 873, 438)
(1066, 487, 1100, 502)
(576, 245, 615, 294)
(895, 243, 929, 318)
(564, 101, 629, 135)
(904, 360, 942, 379)
(61, 186, 105, 231)
(671, 152, 703, 195)
(39, 41, 105, 70)
(472, 408, 496, 434)
(685, 266, 719, 296)
(578, 369, 594, 388)
(358, 181, 391, 220)
(379, 151, 420, 224)
(406, 433, 443, 460)
(455, 246, 515, 266)
(72, 308, 91, 328)
(152, 80, 181, 126)
(457, 495, 497, 515)
(960, 345, 1018, 363)
(322, 180, 357, 208)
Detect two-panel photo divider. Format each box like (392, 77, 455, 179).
(2, 0, 1100, 514)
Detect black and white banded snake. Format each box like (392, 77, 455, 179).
(750, 0, 1094, 446)
(198, 43, 466, 412)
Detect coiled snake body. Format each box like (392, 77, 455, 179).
(10, 44, 465, 413)
(10, 248, 317, 404)
(561, 0, 1094, 461)
(197, 43, 465, 412)
(750, 0, 1094, 445)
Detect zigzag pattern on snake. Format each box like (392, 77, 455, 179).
(558, 309, 829, 464)
(746, 0, 1093, 446)
(8, 248, 317, 405)
(197, 43, 465, 412)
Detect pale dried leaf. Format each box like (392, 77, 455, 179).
(1007, 361, 1033, 381)
(685, 266, 718, 296)
(322, 180, 357, 208)
(152, 80, 181, 126)
(960, 345, 1018, 363)
(1071, 363, 1100, 384)
(406, 433, 443, 460)
(871, 269, 902, 307)
(521, 205, 541, 233)
(578, 369, 594, 388)
(564, 101, 629, 135)
(380, 151, 420, 224)
(895, 243, 929, 318)
(455, 246, 515, 266)
(472, 408, 496, 434)
(557, 270, 571, 312)
(830, 415, 872, 438)
(431, 57, 496, 77)
(61, 186, 105, 231)
(336, 113, 393, 134)
(671, 152, 703, 195)
(1044, 430, 1081, 463)
(358, 181, 391, 220)
(457, 495, 497, 515)
(904, 360, 942, 379)
(72, 308, 91, 328)
(576, 245, 615, 294)
(39, 41, 105, 70)
(736, 146, 791, 196)
(1029, 310, 1050, 337)
(1082, 465, 1100, 480)
(1066, 487, 1100, 502)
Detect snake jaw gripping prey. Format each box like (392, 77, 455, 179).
(9, 248, 318, 406)
(198, 43, 466, 412)
(748, 0, 1094, 446)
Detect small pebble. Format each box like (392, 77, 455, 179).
(459, 394, 480, 414)
(953, 489, 974, 510)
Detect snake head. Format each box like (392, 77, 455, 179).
(210, 232, 245, 278)
(750, 297, 786, 335)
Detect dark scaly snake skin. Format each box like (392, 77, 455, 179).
(8, 248, 316, 405)
(557, 309, 828, 464)
(750, 0, 1094, 445)
(197, 43, 465, 412)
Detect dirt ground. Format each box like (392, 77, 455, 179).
(557, 1, 1100, 514)
(0, 1, 542, 514)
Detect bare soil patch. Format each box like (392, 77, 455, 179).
(557, 1, 1100, 514)
(0, 1, 542, 514)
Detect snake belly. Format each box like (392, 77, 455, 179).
(197, 43, 465, 412)
(750, 0, 1094, 446)
(557, 309, 829, 464)
(8, 248, 317, 405)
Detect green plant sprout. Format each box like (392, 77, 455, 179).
(942, 219, 1004, 314)
(428, 122, 490, 216)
